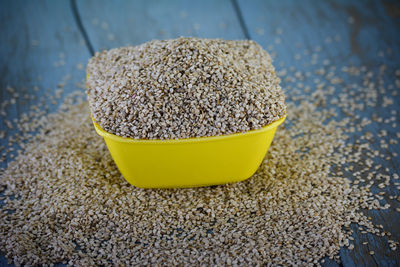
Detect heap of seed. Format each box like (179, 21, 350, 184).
(0, 94, 395, 266)
(86, 38, 286, 139)
(1, 41, 399, 266)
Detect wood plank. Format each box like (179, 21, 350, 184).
(0, 0, 91, 169)
(0, 1, 91, 264)
(76, 0, 245, 51)
(236, 0, 400, 266)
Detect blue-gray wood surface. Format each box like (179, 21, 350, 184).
(0, 0, 399, 266)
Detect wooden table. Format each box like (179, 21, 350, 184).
(0, 0, 399, 266)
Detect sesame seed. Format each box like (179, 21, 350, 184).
(86, 38, 286, 140)
(0, 38, 398, 266)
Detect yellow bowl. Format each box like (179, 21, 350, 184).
(92, 116, 285, 188)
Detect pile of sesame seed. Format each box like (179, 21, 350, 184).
(0, 95, 395, 266)
(1, 43, 399, 266)
(86, 38, 286, 139)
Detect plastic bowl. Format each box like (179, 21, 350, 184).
(92, 116, 286, 188)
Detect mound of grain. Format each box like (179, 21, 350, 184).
(86, 38, 286, 139)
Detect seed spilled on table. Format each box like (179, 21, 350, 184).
(0, 39, 399, 265)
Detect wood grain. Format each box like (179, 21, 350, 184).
(0, 0, 91, 168)
(76, 0, 245, 51)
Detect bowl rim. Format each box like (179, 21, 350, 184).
(92, 115, 286, 144)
